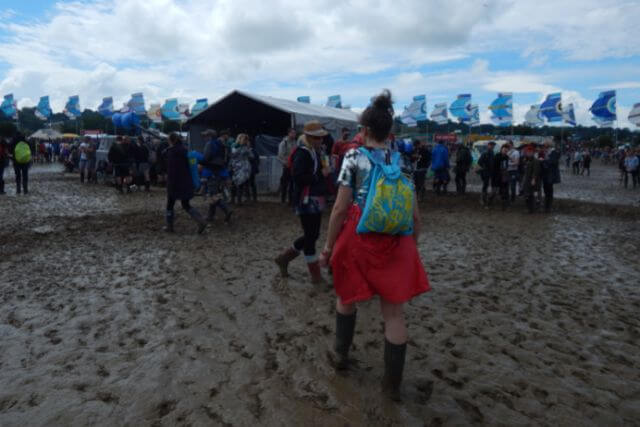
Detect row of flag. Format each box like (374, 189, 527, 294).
(2, 91, 639, 129)
(397, 91, 640, 129)
(0, 93, 210, 124)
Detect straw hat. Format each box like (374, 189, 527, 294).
(303, 121, 328, 137)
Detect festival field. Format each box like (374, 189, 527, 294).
(0, 162, 638, 426)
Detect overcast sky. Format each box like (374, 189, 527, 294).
(1, 0, 639, 128)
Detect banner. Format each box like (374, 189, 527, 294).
(540, 93, 562, 122)
(1, 94, 18, 120)
(64, 95, 82, 120)
(97, 97, 114, 118)
(449, 94, 472, 122)
(430, 102, 448, 125)
(562, 103, 576, 126)
(35, 96, 52, 121)
(127, 92, 146, 115)
(161, 98, 180, 121)
(327, 95, 342, 108)
(191, 98, 208, 116)
(590, 90, 616, 124)
(434, 133, 457, 143)
(489, 92, 513, 126)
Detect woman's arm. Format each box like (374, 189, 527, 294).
(413, 192, 421, 243)
(319, 185, 353, 265)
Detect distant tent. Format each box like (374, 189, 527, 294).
(30, 128, 63, 140)
(187, 90, 358, 152)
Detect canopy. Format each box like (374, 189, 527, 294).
(187, 90, 359, 152)
(62, 133, 80, 138)
(30, 128, 63, 140)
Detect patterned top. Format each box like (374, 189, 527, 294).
(338, 147, 404, 206)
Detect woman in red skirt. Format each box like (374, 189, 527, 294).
(320, 90, 430, 401)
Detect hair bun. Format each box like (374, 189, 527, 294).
(372, 89, 393, 114)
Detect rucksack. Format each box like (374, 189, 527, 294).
(14, 141, 31, 164)
(356, 147, 414, 236)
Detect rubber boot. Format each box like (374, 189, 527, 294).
(274, 247, 300, 277)
(382, 339, 407, 402)
(188, 208, 207, 234)
(163, 210, 174, 232)
(207, 203, 217, 222)
(307, 261, 324, 284)
(80, 171, 85, 183)
(332, 311, 357, 370)
(145, 181, 150, 192)
(116, 183, 124, 194)
(0, 180, 5, 195)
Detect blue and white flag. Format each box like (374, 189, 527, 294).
(629, 103, 640, 127)
(161, 98, 180, 121)
(469, 104, 480, 126)
(191, 98, 208, 116)
(327, 95, 342, 108)
(430, 102, 448, 125)
(524, 105, 544, 127)
(400, 108, 417, 127)
(590, 90, 616, 125)
(540, 93, 562, 122)
(35, 96, 52, 121)
(1, 94, 18, 120)
(450, 94, 472, 122)
(593, 116, 613, 128)
(126, 92, 146, 116)
(147, 104, 163, 123)
(297, 96, 310, 104)
(178, 103, 190, 122)
(97, 97, 114, 118)
(64, 95, 82, 120)
(408, 95, 427, 121)
(489, 92, 513, 127)
(562, 103, 576, 126)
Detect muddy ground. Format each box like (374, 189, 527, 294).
(0, 162, 639, 426)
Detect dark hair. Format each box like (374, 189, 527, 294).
(169, 132, 181, 144)
(360, 90, 394, 142)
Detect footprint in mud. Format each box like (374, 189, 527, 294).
(533, 387, 549, 400)
(97, 392, 120, 404)
(44, 329, 62, 345)
(455, 398, 484, 423)
(415, 380, 434, 405)
(156, 400, 177, 418)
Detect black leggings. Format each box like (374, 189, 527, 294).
(293, 213, 322, 257)
(167, 197, 191, 211)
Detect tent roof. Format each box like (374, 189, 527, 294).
(188, 90, 359, 124)
(30, 128, 63, 140)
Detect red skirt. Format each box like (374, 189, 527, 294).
(330, 205, 431, 305)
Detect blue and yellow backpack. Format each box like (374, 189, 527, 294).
(356, 147, 415, 235)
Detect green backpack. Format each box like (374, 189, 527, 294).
(15, 141, 31, 164)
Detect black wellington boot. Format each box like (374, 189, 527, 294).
(332, 311, 356, 371)
(382, 339, 407, 402)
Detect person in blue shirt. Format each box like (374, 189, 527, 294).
(201, 129, 233, 223)
(431, 139, 450, 195)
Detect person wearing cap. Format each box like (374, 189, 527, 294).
(275, 120, 330, 284)
(521, 144, 541, 213)
(454, 141, 472, 195)
(477, 141, 496, 206)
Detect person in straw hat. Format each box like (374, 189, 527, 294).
(275, 120, 331, 284)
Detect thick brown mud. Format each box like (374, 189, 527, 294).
(0, 162, 639, 426)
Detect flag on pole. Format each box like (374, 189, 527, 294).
(97, 97, 114, 118)
(449, 94, 472, 122)
(589, 90, 616, 126)
(489, 92, 513, 127)
(327, 95, 342, 108)
(191, 98, 208, 116)
(64, 95, 82, 120)
(562, 103, 576, 126)
(540, 93, 562, 122)
(161, 98, 180, 121)
(430, 103, 448, 125)
(35, 96, 52, 121)
(1, 94, 18, 120)
(147, 104, 163, 123)
(127, 93, 146, 115)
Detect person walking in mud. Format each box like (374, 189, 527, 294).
(319, 90, 430, 401)
(108, 136, 128, 194)
(454, 140, 472, 195)
(0, 136, 8, 195)
(274, 121, 330, 284)
(134, 136, 152, 192)
(201, 129, 233, 223)
(10, 133, 32, 195)
(164, 133, 207, 234)
(489, 143, 510, 210)
(581, 150, 591, 177)
(540, 141, 561, 213)
(431, 138, 450, 195)
(278, 128, 298, 205)
(477, 141, 496, 207)
(522, 144, 541, 213)
(624, 149, 639, 189)
(507, 141, 520, 203)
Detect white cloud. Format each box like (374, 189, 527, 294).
(0, 0, 638, 131)
(591, 82, 640, 90)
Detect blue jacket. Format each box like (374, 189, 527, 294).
(431, 143, 450, 171)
